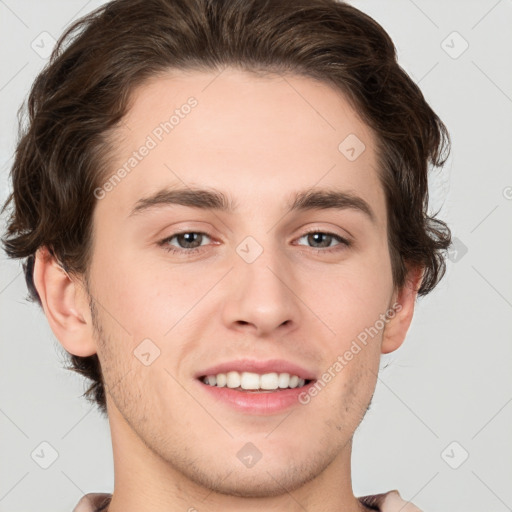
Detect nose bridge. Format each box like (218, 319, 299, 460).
(222, 234, 300, 335)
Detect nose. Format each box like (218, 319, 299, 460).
(221, 244, 301, 337)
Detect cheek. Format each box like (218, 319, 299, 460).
(93, 249, 185, 339)
(341, 355, 378, 425)
(311, 261, 392, 403)
(319, 264, 393, 342)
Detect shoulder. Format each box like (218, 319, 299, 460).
(358, 490, 423, 511)
(72, 493, 112, 512)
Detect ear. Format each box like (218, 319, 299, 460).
(381, 265, 423, 354)
(33, 246, 97, 357)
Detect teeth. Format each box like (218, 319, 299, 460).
(202, 371, 308, 390)
(278, 373, 290, 388)
(226, 371, 241, 388)
(240, 371, 260, 390)
(261, 372, 279, 390)
(289, 375, 300, 388)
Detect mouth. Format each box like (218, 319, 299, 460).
(198, 371, 315, 393)
(194, 359, 318, 413)
(196, 373, 317, 414)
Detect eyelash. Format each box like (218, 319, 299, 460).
(158, 228, 351, 256)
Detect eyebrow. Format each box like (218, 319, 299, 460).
(128, 186, 375, 223)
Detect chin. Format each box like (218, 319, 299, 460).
(172, 447, 334, 499)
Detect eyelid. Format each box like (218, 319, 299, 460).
(297, 226, 351, 244)
(159, 226, 352, 255)
(293, 228, 351, 252)
(158, 230, 214, 251)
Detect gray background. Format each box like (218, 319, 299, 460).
(1, 1, 511, 511)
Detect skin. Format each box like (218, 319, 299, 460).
(34, 68, 422, 512)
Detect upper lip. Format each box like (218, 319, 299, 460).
(195, 358, 317, 381)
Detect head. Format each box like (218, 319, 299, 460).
(2, 0, 450, 497)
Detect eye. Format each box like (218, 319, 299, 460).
(158, 231, 213, 254)
(295, 230, 351, 252)
(158, 229, 351, 257)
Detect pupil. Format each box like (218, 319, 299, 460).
(310, 233, 330, 247)
(180, 233, 200, 248)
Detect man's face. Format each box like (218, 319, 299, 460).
(86, 68, 396, 496)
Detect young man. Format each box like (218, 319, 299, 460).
(1, 0, 451, 510)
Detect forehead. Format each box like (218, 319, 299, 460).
(97, 68, 384, 225)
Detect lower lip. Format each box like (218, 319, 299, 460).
(196, 379, 316, 415)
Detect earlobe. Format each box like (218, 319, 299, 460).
(33, 246, 97, 357)
(381, 266, 423, 354)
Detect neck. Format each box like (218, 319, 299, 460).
(105, 403, 367, 512)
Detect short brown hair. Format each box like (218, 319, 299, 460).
(1, 0, 451, 415)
